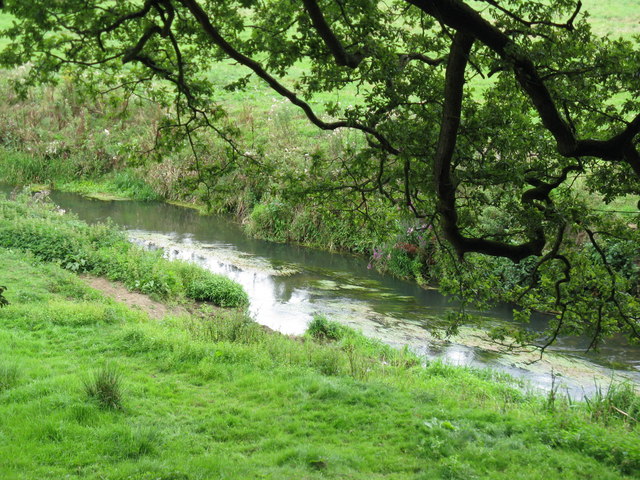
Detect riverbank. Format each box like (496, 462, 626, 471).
(2, 241, 640, 478)
(4, 186, 640, 397)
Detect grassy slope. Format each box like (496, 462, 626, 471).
(1, 246, 640, 479)
(581, 0, 640, 36)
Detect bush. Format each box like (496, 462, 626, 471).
(185, 275, 249, 307)
(306, 315, 345, 341)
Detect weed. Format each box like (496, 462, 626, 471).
(585, 380, 640, 425)
(83, 364, 124, 410)
(342, 340, 371, 381)
(308, 346, 342, 376)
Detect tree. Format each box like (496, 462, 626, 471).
(1, 0, 639, 351)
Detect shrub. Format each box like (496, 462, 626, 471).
(185, 275, 249, 307)
(306, 315, 345, 341)
(83, 365, 124, 410)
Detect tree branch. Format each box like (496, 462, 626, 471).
(406, 0, 640, 175)
(434, 31, 546, 261)
(301, 0, 364, 68)
(178, 0, 399, 154)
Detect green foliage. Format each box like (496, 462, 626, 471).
(108, 170, 161, 202)
(368, 222, 436, 284)
(184, 275, 249, 307)
(84, 365, 124, 410)
(584, 381, 640, 425)
(245, 199, 293, 243)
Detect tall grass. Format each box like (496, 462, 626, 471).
(0, 362, 20, 392)
(84, 365, 124, 410)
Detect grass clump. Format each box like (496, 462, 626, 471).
(185, 275, 249, 307)
(0, 362, 20, 392)
(585, 380, 640, 425)
(83, 364, 124, 410)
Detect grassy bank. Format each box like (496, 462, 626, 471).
(0, 192, 248, 307)
(0, 194, 639, 478)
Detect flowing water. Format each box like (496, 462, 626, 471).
(5, 187, 640, 396)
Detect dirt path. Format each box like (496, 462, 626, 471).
(81, 275, 189, 320)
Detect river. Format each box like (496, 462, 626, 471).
(4, 187, 640, 397)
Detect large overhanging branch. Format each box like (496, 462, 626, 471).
(301, 0, 364, 68)
(434, 32, 548, 262)
(406, 0, 640, 174)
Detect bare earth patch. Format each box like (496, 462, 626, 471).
(80, 275, 188, 320)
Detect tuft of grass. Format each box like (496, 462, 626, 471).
(0, 362, 20, 392)
(83, 365, 124, 410)
(185, 275, 249, 308)
(585, 380, 640, 425)
(186, 309, 263, 344)
(105, 425, 161, 459)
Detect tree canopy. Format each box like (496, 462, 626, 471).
(1, 0, 640, 350)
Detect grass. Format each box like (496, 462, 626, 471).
(581, 0, 640, 37)
(83, 365, 124, 411)
(0, 243, 640, 478)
